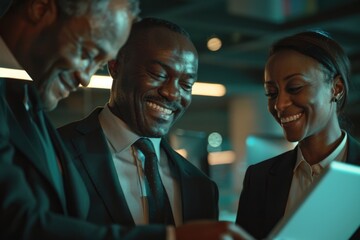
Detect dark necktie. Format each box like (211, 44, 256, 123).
(134, 138, 174, 224)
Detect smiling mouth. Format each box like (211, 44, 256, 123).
(280, 113, 303, 124)
(147, 101, 173, 115)
(59, 73, 77, 92)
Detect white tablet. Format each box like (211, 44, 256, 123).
(268, 161, 360, 240)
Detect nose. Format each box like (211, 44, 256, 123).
(274, 91, 291, 112)
(77, 58, 104, 87)
(158, 79, 181, 101)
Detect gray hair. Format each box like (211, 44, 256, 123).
(57, 0, 140, 18)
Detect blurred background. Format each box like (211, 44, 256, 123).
(48, 0, 360, 221)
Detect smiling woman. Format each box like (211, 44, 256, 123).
(235, 30, 360, 240)
(264, 49, 338, 144)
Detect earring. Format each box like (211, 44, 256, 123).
(332, 93, 342, 102)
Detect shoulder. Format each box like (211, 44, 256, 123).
(347, 134, 360, 148)
(246, 149, 297, 175)
(58, 107, 103, 138)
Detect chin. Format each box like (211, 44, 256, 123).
(42, 94, 60, 112)
(37, 85, 60, 111)
(147, 128, 169, 138)
(284, 133, 301, 143)
(43, 101, 58, 112)
(147, 132, 164, 138)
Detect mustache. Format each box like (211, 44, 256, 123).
(145, 95, 182, 111)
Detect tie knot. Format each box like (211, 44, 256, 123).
(134, 138, 156, 156)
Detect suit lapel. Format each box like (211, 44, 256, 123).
(45, 115, 89, 218)
(7, 104, 49, 174)
(161, 139, 218, 222)
(264, 149, 297, 233)
(74, 109, 134, 224)
(6, 82, 57, 191)
(160, 139, 186, 211)
(5, 80, 67, 211)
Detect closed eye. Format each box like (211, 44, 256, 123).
(265, 92, 278, 100)
(147, 71, 167, 80)
(287, 86, 303, 94)
(181, 82, 194, 92)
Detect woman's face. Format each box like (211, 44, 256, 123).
(264, 49, 342, 142)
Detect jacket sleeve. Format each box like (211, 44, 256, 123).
(0, 81, 167, 240)
(0, 162, 167, 240)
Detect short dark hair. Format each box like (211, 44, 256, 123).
(115, 17, 193, 61)
(269, 30, 351, 113)
(131, 17, 191, 39)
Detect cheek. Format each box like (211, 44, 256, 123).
(62, 47, 81, 67)
(306, 90, 329, 111)
(181, 93, 192, 108)
(56, 32, 83, 69)
(267, 101, 276, 114)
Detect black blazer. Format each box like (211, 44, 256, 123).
(235, 135, 360, 240)
(57, 107, 219, 226)
(0, 79, 172, 240)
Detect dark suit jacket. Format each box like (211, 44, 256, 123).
(235, 135, 360, 240)
(0, 80, 13, 163)
(57, 107, 219, 227)
(0, 79, 170, 240)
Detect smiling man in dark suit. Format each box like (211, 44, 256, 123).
(58, 17, 250, 240)
(0, 0, 155, 239)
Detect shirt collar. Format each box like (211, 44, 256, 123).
(99, 104, 162, 159)
(294, 131, 348, 172)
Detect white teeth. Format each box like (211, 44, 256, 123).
(280, 113, 302, 123)
(147, 102, 172, 115)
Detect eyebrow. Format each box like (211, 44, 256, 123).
(265, 72, 304, 84)
(284, 73, 304, 80)
(151, 60, 197, 79)
(151, 60, 169, 69)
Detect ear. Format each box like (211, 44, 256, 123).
(107, 59, 118, 79)
(332, 75, 345, 99)
(108, 53, 125, 79)
(27, 0, 56, 23)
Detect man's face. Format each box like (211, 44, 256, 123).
(28, 1, 132, 111)
(110, 27, 198, 137)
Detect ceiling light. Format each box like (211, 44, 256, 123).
(207, 37, 222, 51)
(0, 67, 226, 97)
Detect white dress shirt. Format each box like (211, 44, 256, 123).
(98, 105, 182, 226)
(285, 131, 348, 215)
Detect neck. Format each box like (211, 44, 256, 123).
(299, 125, 343, 165)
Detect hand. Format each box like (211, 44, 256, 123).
(175, 220, 254, 240)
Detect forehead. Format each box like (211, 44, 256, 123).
(265, 49, 322, 80)
(132, 27, 197, 56)
(84, 2, 131, 54)
(127, 27, 198, 74)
